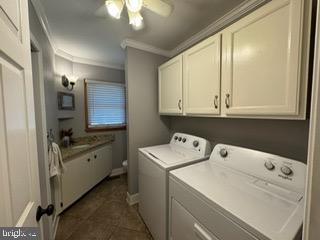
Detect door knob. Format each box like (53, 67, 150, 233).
(36, 204, 54, 222)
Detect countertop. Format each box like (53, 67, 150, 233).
(60, 134, 115, 161)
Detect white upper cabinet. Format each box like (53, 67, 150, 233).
(159, 55, 183, 115)
(183, 34, 221, 115)
(221, 0, 310, 119)
(158, 0, 311, 119)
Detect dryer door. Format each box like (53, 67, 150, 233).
(171, 199, 219, 240)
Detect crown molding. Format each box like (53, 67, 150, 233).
(54, 48, 124, 70)
(55, 48, 73, 61)
(171, 0, 270, 56)
(30, 0, 124, 70)
(122, 0, 268, 58)
(121, 39, 171, 57)
(73, 56, 124, 70)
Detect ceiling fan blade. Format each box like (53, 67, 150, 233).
(143, 0, 173, 17)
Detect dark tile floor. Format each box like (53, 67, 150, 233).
(55, 174, 152, 240)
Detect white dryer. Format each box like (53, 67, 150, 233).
(138, 133, 211, 240)
(169, 144, 306, 240)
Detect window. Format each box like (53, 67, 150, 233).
(85, 80, 126, 131)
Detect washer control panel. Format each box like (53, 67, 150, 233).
(211, 144, 306, 192)
(170, 133, 211, 157)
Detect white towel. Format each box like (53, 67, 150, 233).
(48, 142, 66, 177)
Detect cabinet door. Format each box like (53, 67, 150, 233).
(62, 153, 93, 209)
(159, 55, 183, 114)
(184, 34, 221, 115)
(92, 145, 112, 184)
(221, 0, 308, 118)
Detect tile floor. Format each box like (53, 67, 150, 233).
(55, 174, 152, 240)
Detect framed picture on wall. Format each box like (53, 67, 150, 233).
(58, 92, 75, 110)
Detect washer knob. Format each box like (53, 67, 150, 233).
(182, 138, 186, 143)
(264, 161, 275, 171)
(219, 148, 228, 158)
(178, 137, 182, 142)
(174, 136, 178, 141)
(281, 166, 293, 176)
(193, 140, 199, 147)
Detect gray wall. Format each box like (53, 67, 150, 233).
(126, 47, 170, 194)
(29, 2, 58, 140)
(56, 55, 127, 169)
(170, 117, 310, 163)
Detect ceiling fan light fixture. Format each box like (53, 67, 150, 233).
(105, 0, 124, 19)
(125, 0, 143, 12)
(128, 11, 143, 29)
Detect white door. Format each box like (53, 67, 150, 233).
(303, 0, 320, 239)
(0, 0, 42, 230)
(183, 34, 221, 115)
(221, 0, 309, 118)
(159, 55, 183, 115)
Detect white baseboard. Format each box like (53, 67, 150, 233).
(110, 167, 125, 177)
(126, 192, 139, 206)
(52, 215, 60, 240)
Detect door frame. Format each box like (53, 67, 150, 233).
(30, 33, 56, 240)
(303, 0, 320, 239)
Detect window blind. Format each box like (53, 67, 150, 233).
(86, 80, 126, 128)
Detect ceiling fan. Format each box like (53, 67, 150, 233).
(104, 0, 173, 30)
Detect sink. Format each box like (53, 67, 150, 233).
(72, 144, 90, 149)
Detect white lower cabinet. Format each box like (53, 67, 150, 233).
(91, 145, 113, 186)
(61, 144, 112, 210)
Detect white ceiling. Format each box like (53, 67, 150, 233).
(38, 0, 246, 68)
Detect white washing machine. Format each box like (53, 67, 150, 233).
(138, 133, 211, 240)
(169, 144, 306, 240)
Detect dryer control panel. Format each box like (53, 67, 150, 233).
(211, 144, 306, 194)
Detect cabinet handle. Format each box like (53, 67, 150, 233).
(213, 95, 219, 109)
(87, 158, 91, 162)
(94, 155, 97, 159)
(225, 94, 230, 109)
(178, 99, 182, 110)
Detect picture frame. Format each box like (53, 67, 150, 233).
(58, 92, 75, 110)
